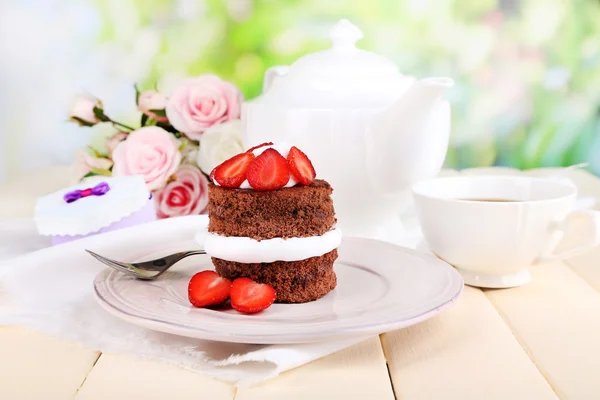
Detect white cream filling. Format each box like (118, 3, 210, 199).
(214, 142, 298, 189)
(204, 227, 342, 263)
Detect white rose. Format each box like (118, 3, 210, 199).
(196, 119, 244, 175)
(181, 142, 200, 165)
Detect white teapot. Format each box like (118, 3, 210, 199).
(242, 19, 454, 239)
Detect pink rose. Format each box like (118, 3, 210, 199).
(69, 94, 103, 126)
(73, 149, 113, 182)
(105, 131, 128, 157)
(112, 127, 181, 191)
(165, 74, 243, 140)
(138, 90, 168, 123)
(155, 165, 209, 218)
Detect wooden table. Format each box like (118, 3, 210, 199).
(2, 166, 600, 399)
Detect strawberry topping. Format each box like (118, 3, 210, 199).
(246, 142, 274, 153)
(188, 271, 232, 308)
(230, 278, 276, 314)
(287, 146, 316, 185)
(246, 148, 290, 191)
(213, 152, 255, 188)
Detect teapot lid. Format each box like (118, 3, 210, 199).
(258, 19, 413, 109)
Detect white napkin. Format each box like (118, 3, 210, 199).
(0, 216, 373, 387)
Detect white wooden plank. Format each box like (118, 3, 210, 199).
(236, 337, 394, 400)
(0, 327, 100, 400)
(75, 353, 234, 400)
(565, 246, 600, 293)
(382, 286, 558, 400)
(485, 261, 600, 399)
(6, 166, 600, 399)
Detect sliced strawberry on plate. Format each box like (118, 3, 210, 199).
(246, 148, 290, 191)
(230, 278, 276, 314)
(246, 142, 274, 153)
(188, 270, 232, 308)
(213, 152, 255, 188)
(287, 146, 316, 185)
(209, 167, 216, 182)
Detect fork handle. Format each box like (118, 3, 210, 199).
(179, 250, 206, 257)
(143, 250, 207, 272)
(170, 250, 207, 264)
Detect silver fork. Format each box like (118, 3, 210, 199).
(86, 249, 206, 280)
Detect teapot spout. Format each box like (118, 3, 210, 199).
(366, 77, 454, 194)
(385, 77, 454, 125)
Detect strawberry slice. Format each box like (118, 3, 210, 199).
(287, 146, 316, 185)
(213, 152, 255, 188)
(246, 148, 290, 191)
(209, 167, 216, 182)
(246, 142, 274, 153)
(188, 270, 232, 308)
(230, 278, 276, 314)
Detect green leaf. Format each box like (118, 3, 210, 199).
(89, 167, 112, 177)
(70, 116, 95, 127)
(178, 139, 188, 153)
(149, 109, 166, 118)
(87, 146, 103, 158)
(141, 113, 149, 127)
(134, 84, 141, 105)
(93, 106, 108, 122)
(157, 122, 178, 134)
(83, 171, 98, 179)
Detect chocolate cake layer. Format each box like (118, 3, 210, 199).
(213, 249, 338, 303)
(208, 179, 336, 240)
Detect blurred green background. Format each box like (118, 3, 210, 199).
(100, 0, 600, 172)
(2, 0, 599, 179)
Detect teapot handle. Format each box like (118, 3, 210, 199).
(263, 66, 290, 92)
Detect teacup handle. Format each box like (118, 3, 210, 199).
(537, 210, 600, 264)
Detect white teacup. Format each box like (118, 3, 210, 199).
(412, 175, 600, 288)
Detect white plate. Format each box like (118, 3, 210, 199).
(94, 231, 464, 344)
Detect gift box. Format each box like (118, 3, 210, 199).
(35, 175, 156, 245)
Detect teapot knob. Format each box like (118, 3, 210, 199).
(328, 19, 363, 50)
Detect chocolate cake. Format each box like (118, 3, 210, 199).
(213, 250, 338, 303)
(204, 143, 341, 303)
(208, 179, 335, 239)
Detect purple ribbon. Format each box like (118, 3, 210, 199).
(64, 182, 110, 203)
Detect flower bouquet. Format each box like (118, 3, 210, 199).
(69, 75, 245, 218)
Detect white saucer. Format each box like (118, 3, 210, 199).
(415, 240, 531, 289)
(95, 236, 464, 344)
